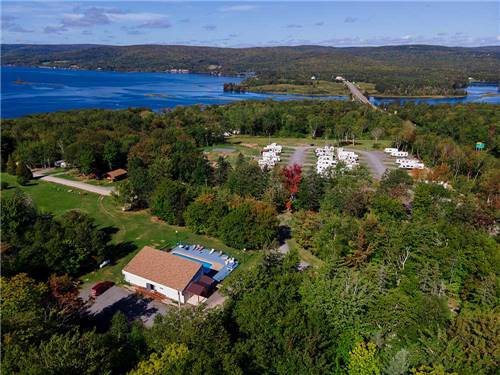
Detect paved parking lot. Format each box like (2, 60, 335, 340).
(80, 285, 169, 328)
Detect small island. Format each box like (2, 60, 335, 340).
(14, 78, 32, 85)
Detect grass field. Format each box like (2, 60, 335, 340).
(55, 170, 116, 187)
(247, 80, 349, 96)
(247, 80, 378, 97)
(229, 135, 391, 151)
(1, 173, 256, 286)
(203, 143, 260, 166)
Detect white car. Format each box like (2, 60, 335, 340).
(99, 260, 111, 269)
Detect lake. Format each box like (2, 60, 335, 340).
(1, 66, 498, 118)
(370, 83, 500, 106)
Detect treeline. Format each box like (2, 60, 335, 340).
(3, 44, 499, 96)
(2, 101, 498, 183)
(1, 101, 399, 172)
(2, 190, 109, 278)
(387, 103, 499, 184)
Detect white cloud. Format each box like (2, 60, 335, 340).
(219, 5, 258, 12)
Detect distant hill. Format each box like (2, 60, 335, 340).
(2, 44, 499, 96)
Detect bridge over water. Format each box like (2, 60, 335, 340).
(337, 77, 377, 109)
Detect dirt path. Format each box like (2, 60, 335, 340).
(353, 149, 387, 179)
(288, 146, 311, 166)
(41, 175, 115, 196)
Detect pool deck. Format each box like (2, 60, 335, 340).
(170, 244, 238, 282)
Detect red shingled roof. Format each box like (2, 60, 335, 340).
(123, 246, 201, 291)
(106, 169, 127, 179)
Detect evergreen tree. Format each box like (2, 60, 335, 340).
(213, 156, 232, 186)
(7, 155, 16, 175)
(16, 162, 32, 186)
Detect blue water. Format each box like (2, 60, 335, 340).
(1, 66, 498, 118)
(172, 252, 213, 269)
(0, 66, 346, 118)
(370, 83, 500, 106)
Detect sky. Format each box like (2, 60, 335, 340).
(2, 1, 499, 47)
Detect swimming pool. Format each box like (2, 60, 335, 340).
(172, 252, 213, 269)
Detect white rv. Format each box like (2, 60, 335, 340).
(390, 151, 409, 157)
(398, 159, 424, 169)
(384, 148, 399, 154)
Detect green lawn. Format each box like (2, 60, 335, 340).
(342, 139, 392, 151)
(229, 135, 391, 151)
(287, 238, 324, 269)
(246, 80, 379, 97)
(247, 80, 349, 96)
(1, 173, 255, 286)
(55, 170, 116, 187)
(203, 142, 260, 166)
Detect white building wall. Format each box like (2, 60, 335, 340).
(122, 271, 186, 304)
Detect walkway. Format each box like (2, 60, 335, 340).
(40, 175, 115, 196)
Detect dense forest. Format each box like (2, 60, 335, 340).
(3, 44, 500, 96)
(1, 100, 499, 374)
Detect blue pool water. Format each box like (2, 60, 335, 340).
(172, 252, 213, 269)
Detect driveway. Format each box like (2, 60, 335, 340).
(81, 286, 168, 328)
(288, 146, 311, 166)
(41, 175, 114, 196)
(352, 149, 388, 179)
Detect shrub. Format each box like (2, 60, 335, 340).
(16, 163, 33, 186)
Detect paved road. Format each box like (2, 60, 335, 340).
(288, 146, 310, 166)
(353, 149, 387, 179)
(41, 175, 114, 196)
(341, 79, 377, 109)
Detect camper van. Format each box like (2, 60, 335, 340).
(398, 159, 424, 169)
(384, 148, 399, 154)
(390, 151, 409, 157)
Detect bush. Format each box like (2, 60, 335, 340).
(1, 181, 9, 190)
(6, 156, 16, 175)
(16, 162, 33, 186)
(184, 193, 228, 235)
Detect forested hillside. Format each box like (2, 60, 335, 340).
(3, 44, 500, 96)
(1, 101, 499, 374)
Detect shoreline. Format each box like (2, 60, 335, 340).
(247, 88, 468, 100)
(372, 94, 467, 99)
(2, 64, 240, 79)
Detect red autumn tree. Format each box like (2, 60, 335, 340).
(283, 164, 302, 210)
(283, 164, 302, 195)
(48, 274, 85, 325)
